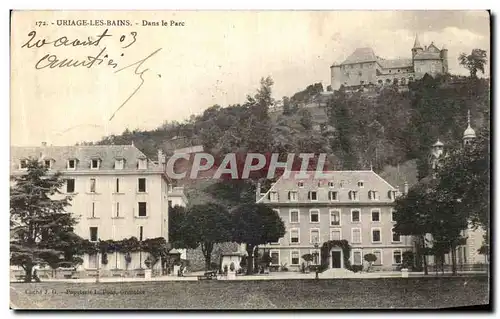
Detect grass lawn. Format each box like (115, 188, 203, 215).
(10, 276, 489, 310)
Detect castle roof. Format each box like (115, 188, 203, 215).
(342, 47, 377, 65)
(377, 58, 413, 69)
(10, 144, 161, 173)
(414, 51, 441, 60)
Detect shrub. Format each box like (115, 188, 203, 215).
(101, 253, 108, 265)
(223, 264, 228, 275)
(280, 262, 288, 272)
(144, 256, 152, 269)
(350, 265, 363, 273)
(229, 262, 235, 271)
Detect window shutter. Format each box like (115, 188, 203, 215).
(288, 192, 291, 200)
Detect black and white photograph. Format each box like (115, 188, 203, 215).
(9, 10, 491, 310)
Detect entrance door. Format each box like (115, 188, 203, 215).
(331, 251, 342, 268)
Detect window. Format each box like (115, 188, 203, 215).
(290, 210, 299, 223)
(372, 228, 381, 243)
(91, 159, 100, 169)
(115, 202, 120, 217)
(89, 253, 98, 268)
(391, 210, 396, 222)
(352, 228, 361, 243)
(328, 191, 338, 201)
(393, 250, 402, 265)
(270, 251, 280, 265)
(357, 181, 364, 188)
(19, 159, 28, 169)
(139, 226, 144, 241)
(348, 191, 358, 201)
(310, 210, 320, 223)
(270, 191, 279, 202)
(373, 250, 382, 265)
(290, 228, 299, 244)
(392, 228, 401, 242)
(331, 229, 341, 240)
(330, 210, 340, 226)
(115, 178, 120, 193)
(353, 250, 362, 265)
(138, 158, 147, 170)
(291, 251, 300, 265)
(138, 202, 147, 217)
(68, 159, 76, 169)
(113, 159, 124, 170)
(91, 202, 96, 218)
(368, 190, 378, 200)
(44, 159, 52, 169)
(288, 191, 298, 201)
(371, 210, 380, 222)
(89, 178, 96, 193)
(308, 191, 317, 201)
(298, 182, 304, 188)
(388, 190, 397, 200)
(317, 181, 322, 188)
(328, 181, 334, 188)
(310, 229, 320, 244)
(138, 178, 147, 192)
(351, 210, 360, 223)
(66, 179, 75, 193)
(89, 227, 98, 242)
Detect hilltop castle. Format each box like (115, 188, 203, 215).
(330, 35, 448, 90)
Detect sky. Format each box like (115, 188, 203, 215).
(10, 10, 490, 146)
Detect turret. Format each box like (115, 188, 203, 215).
(440, 45, 449, 73)
(412, 34, 423, 59)
(463, 110, 476, 146)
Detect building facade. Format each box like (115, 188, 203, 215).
(10, 143, 174, 271)
(256, 171, 413, 271)
(330, 35, 448, 91)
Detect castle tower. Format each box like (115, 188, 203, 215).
(411, 34, 423, 59)
(463, 110, 476, 146)
(440, 44, 449, 73)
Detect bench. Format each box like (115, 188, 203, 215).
(197, 271, 218, 280)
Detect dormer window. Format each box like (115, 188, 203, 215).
(298, 181, 304, 188)
(270, 191, 279, 202)
(288, 191, 298, 201)
(308, 191, 318, 201)
(368, 190, 378, 200)
(19, 159, 28, 170)
(328, 181, 334, 188)
(90, 158, 101, 170)
(357, 181, 364, 188)
(348, 190, 358, 201)
(67, 159, 77, 170)
(115, 158, 124, 170)
(388, 190, 398, 200)
(137, 158, 147, 170)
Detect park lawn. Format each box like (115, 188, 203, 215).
(10, 276, 489, 310)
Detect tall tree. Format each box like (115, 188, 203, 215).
(458, 49, 488, 78)
(231, 203, 285, 275)
(168, 205, 198, 249)
(184, 203, 233, 270)
(10, 159, 76, 282)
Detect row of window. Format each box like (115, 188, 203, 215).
(281, 208, 396, 225)
(88, 201, 149, 218)
(19, 158, 148, 170)
(283, 227, 401, 244)
(66, 177, 148, 194)
(269, 249, 404, 266)
(89, 225, 145, 242)
(270, 190, 398, 202)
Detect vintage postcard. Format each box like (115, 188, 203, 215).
(10, 10, 490, 310)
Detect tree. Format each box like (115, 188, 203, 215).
(458, 49, 488, 78)
(168, 205, 198, 249)
(231, 203, 286, 275)
(364, 253, 377, 272)
(184, 203, 233, 271)
(10, 159, 76, 282)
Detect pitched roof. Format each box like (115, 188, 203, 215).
(377, 58, 413, 69)
(257, 170, 397, 204)
(10, 145, 161, 172)
(342, 48, 377, 65)
(414, 52, 441, 60)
